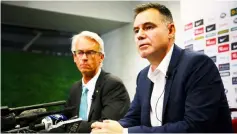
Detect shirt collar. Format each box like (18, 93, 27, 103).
(82, 68, 101, 92)
(148, 44, 174, 81)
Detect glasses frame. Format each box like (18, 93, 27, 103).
(73, 50, 102, 58)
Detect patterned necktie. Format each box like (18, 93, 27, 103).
(79, 86, 88, 120)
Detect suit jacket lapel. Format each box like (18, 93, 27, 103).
(76, 82, 83, 116)
(142, 67, 154, 127)
(145, 79, 154, 127)
(88, 70, 106, 120)
(162, 69, 176, 123)
(162, 44, 183, 123)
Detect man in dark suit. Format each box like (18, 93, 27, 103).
(91, 3, 233, 133)
(50, 31, 130, 133)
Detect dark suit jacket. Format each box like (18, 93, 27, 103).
(65, 70, 130, 133)
(119, 45, 233, 133)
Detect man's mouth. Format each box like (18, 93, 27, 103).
(139, 44, 150, 48)
(80, 64, 89, 67)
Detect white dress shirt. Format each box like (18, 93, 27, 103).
(148, 45, 174, 126)
(123, 45, 174, 133)
(82, 68, 101, 118)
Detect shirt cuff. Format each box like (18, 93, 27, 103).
(123, 128, 128, 134)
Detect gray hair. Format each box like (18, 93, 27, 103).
(71, 31, 105, 55)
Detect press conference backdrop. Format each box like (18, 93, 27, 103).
(1, 51, 81, 108)
(182, 0, 237, 118)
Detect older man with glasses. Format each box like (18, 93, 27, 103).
(49, 31, 130, 133)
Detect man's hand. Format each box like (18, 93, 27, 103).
(91, 120, 123, 134)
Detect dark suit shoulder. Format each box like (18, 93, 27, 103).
(138, 49, 214, 74)
(184, 50, 212, 62)
(71, 80, 82, 87)
(102, 72, 124, 85)
(138, 65, 150, 78)
(182, 50, 216, 71)
(98, 71, 128, 97)
(69, 80, 82, 93)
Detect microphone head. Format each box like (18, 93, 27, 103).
(19, 108, 46, 117)
(42, 114, 68, 130)
(48, 114, 68, 121)
(42, 116, 53, 130)
(92, 94, 96, 100)
(16, 108, 47, 127)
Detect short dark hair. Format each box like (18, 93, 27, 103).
(134, 3, 173, 23)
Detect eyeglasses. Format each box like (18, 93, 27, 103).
(73, 50, 101, 58)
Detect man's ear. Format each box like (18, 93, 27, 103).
(168, 23, 176, 38)
(100, 54, 105, 63)
(73, 54, 77, 63)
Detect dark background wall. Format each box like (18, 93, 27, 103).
(1, 49, 81, 108)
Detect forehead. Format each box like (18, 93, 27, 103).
(75, 37, 100, 50)
(133, 8, 163, 27)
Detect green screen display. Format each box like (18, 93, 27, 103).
(1, 51, 82, 108)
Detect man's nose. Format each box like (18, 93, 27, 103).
(137, 29, 146, 40)
(81, 53, 88, 60)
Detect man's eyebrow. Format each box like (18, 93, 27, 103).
(133, 22, 156, 30)
(133, 27, 138, 31)
(143, 22, 156, 26)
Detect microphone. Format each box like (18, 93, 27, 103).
(8, 114, 69, 133)
(46, 117, 82, 132)
(92, 94, 96, 101)
(4, 116, 81, 133)
(48, 114, 68, 122)
(1, 106, 75, 131)
(1, 100, 66, 116)
(92, 89, 99, 101)
(19, 108, 47, 117)
(165, 73, 171, 80)
(19, 108, 47, 127)
(11, 101, 66, 112)
(42, 114, 68, 131)
(1, 108, 47, 131)
(41, 116, 53, 131)
(15, 106, 75, 121)
(4, 123, 45, 133)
